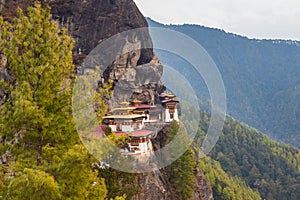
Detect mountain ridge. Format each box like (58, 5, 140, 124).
(147, 17, 300, 46)
(147, 18, 300, 148)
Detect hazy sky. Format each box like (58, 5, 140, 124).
(134, 0, 300, 41)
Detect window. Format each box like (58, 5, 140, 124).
(116, 124, 122, 131)
(170, 113, 174, 119)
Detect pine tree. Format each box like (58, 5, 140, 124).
(166, 148, 196, 200)
(2, 168, 61, 200)
(0, 3, 109, 199)
(0, 3, 77, 166)
(0, 4, 128, 200)
(48, 145, 108, 200)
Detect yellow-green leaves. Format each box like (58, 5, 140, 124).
(5, 168, 61, 200)
(0, 2, 77, 162)
(0, 3, 80, 198)
(49, 144, 107, 200)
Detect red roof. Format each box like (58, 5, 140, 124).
(115, 129, 153, 137)
(161, 99, 179, 103)
(135, 104, 153, 109)
(159, 93, 168, 97)
(90, 126, 106, 138)
(91, 125, 153, 139)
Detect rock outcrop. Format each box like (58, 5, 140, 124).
(0, 0, 164, 105)
(49, 0, 154, 63)
(131, 171, 172, 200)
(50, 0, 165, 105)
(150, 125, 214, 200)
(192, 167, 214, 200)
(131, 167, 214, 200)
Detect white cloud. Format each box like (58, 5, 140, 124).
(134, 0, 300, 40)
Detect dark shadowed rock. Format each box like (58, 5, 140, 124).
(49, 0, 154, 63)
(0, 0, 162, 105)
(48, 0, 163, 105)
(0, 0, 154, 64)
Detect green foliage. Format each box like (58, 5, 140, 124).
(0, 2, 77, 166)
(0, 4, 111, 200)
(112, 195, 127, 200)
(108, 132, 130, 148)
(166, 120, 179, 144)
(197, 112, 300, 200)
(2, 168, 61, 200)
(49, 144, 107, 200)
(72, 66, 112, 134)
(166, 148, 196, 200)
(164, 121, 196, 200)
(98, 168, 140, 200)
(199, 156, 262, 200)
(104, 126, 113, 136)
(96, 80, 113, 122)
(0, 5, 141, 200)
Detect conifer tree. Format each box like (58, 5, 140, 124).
(2, 168, 61, 199)
(166, 148, 196, 200)
(0, 4, 128, 200)
(0, 3, 77, 166)
(0, 3, 106, 199)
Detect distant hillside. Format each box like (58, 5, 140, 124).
(148, 18, 300, 148)
(196, 112, 300, 200)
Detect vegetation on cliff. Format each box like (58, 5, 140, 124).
(164, 121, 262, 200)
(0, 4, 126, 199)
(164, 122, 196, 199)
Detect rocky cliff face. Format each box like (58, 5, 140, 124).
(192, 167, 214, 200)
(131, 167, 214, 200)
(0, 0, 164, 105)
(49, 0, 153, 63)
(151, 125, 214, 200)
(0, 0, 213, 199)
(50, 0, 165, 105)
(131, 171, 172, 200)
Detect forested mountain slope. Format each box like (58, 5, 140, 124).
(196, 112, 300, 200)
(148, 18, 300, 148)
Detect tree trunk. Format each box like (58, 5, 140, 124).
(37, 135, 43, 166)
